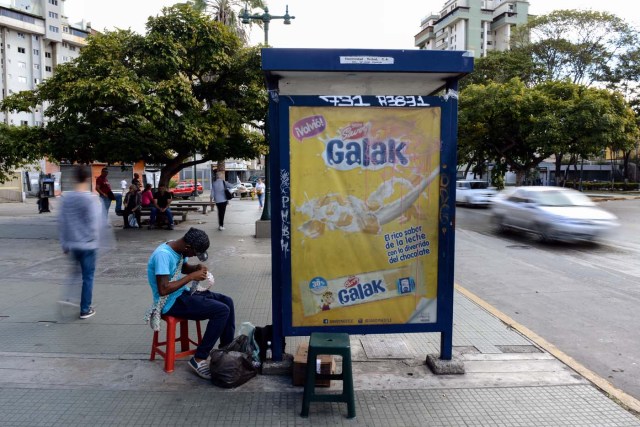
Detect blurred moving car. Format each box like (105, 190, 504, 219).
(490, 186, 619, 242)
(172, 181, 204, 199)
(455, 180, 497, 206)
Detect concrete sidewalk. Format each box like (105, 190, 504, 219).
(0, 197, 638, 426)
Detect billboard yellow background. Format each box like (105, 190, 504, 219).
(290, 107, 441, 327)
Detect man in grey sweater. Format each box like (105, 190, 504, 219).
(58, 166, 104, 319)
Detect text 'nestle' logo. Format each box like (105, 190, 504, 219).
(293, 115, 326, 141)
(340, 123, 369, 140)
(344, 276, 360, 289)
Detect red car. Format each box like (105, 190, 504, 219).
(172, 181, 204, 199)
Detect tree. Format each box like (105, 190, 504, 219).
(0, 125, 47, 183)
(459, 79, 555, 184)
(461, 50, 543, 89)
(1, 4, 267, 186)
(511, 10, 638, 86)
(188, 0, 266, 44)
(458, 78, 638, 185)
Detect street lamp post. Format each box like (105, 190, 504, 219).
(239, 4, 294, 221)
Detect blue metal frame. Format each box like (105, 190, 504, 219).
(264, 48, 470, 361)
(269, 95, 459, 359)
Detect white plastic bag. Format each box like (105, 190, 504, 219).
(128, 214, 139, 228)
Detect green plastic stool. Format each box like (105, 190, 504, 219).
(300, 332, 355, 418)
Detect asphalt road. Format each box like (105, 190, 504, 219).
(454, 198, 640, 400)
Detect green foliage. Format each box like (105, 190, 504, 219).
(0, 124, 48, 183)
(511, 9, 638, 86)
(1, 3, 267, 186)
(458, 78, 638, 185)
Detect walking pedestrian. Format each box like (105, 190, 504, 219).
(255, 178, 265, 209)
(211, 172, 233, 231)
(95, 168, 115, 218)
(58, 166, 104, 319)
(120, 178, 128, 195)
(145, 227, 235, 380)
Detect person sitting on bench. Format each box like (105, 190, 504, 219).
(149, 184, 175, 230)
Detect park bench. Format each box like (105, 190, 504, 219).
(174, 201, 215, 214)
(116, 205, 198, 225)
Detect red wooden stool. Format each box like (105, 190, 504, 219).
(150, 315, 203, 373)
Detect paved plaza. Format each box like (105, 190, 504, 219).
(0, 197, 638, 426)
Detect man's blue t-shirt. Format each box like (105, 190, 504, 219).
(147, 243, 189, 313)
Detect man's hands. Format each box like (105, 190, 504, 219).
(189, 264, 208, 281)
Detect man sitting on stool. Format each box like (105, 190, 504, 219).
(149, 184, 175, 230)
(147, 228, 235, 380)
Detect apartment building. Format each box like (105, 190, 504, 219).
(415, 0, 529, 58)
(0, 0, 90, 126)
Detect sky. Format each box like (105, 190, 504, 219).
(63, 0, 637, 49)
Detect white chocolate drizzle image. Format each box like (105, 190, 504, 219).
(296, 167, 440, 238)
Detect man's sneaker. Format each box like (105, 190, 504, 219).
(218, 226, 225, 231)
(188, 357, 211, 380)
(79, 308, 96, 319)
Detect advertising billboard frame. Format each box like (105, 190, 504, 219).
(262, 48, 473, 361)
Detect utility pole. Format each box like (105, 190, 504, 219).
(239, 4, 294, 221)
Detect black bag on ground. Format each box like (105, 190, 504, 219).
(209, 335, 257, 388)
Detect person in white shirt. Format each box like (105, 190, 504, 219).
(120, 178, 128, 195)
(255, 178, 266, 209)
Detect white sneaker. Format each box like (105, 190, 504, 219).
(218, 226, 225, 230)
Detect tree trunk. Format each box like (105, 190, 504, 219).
(554, 153, 563, 187)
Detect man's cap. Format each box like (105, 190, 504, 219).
(184, 227, 209, 261)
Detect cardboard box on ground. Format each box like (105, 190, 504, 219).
(292, 343, 336, 387)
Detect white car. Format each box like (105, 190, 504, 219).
(231, 182, 254, 198)
(455, 180, 497, 206)
(490, 186, 619, 242)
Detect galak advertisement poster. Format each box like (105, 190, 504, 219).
(289, 106, 441, 327)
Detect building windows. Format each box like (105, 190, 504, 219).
(18, 76, 27, 83)
(62, 56, 70, 62)
(34, 78, 40, 84)
(18, 61, 26, 69)
(34, 64, 40, 70)
(33, 49, 39, 55)
(49, 25, 59, 33)
(48, 11, 59, 19)
(69, 45, 76, 52)
(63, 26, 69, 33)
(62, 42, 68, 48)
(45, 66, 52, 72)
(20, 120, 28, 126)
(48, 0, 58, 5)
(17, 32, 25, 39)
(17, 47, 25, 54)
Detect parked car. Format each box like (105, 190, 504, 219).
(455, 180, 497, 206)
(172, 181, 204, 199)
(231, 182, 254, 198)
(490, 186, 619, 242)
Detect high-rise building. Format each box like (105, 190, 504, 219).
(0, 0, 91, 126)
(415, 0, 529, 58)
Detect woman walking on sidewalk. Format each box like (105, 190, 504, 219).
(211, 172, 233, 231)
(255, 178, 265, 210)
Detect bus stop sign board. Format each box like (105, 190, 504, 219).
(262, 48, 473, 361)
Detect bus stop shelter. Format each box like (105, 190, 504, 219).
(262, 48, 473, 367)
